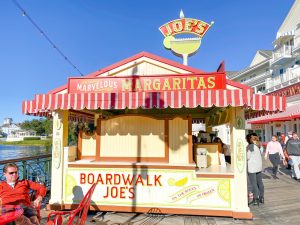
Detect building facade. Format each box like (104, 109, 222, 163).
(0, 118, 38, 141)
(228, 0, 300, 141)
(0, 118, 21, 137)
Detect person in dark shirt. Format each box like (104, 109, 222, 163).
(284, 132, 300, 180)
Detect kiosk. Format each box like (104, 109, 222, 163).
(22, 52, 285, 219)
(22, 16, 286, 219)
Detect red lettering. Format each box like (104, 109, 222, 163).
(103, 186, 109, 198)
(106, 174, 113, 185)
(111, 186, 118, 198)
(87, 173, 94, 184)
(120, 187, 126, 199)
(128, 187, 135, 199)
(80, 173, 86, 184)
(135, 175, 144, 185)
(122, 174, 134, 185)
(154, 175, 162, 186)
(146, 175, 153, 186)
(114, 174, 121, 185)
(96, 174, 104, 184)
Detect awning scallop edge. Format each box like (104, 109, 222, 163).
(22, 89, 285, 117)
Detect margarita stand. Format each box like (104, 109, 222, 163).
(22, 15, 286, 219)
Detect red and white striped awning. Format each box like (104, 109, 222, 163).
(248, 104, 300, 124)
(22, 89, 285, 116)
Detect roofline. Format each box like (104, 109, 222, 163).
(277, 0, 298, 36)
(258, 50, 272, 58)
(226, 79, 252, 90)
(229, 58, 269, 80)
(48, 52, 205, 94)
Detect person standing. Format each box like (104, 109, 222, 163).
(279, 133, 286, 148)
(247, 135, 264, 205)
(0, 163, 46, 225)
(284, 131, 293, 170)
(213, 137, 231, 164)
(285, 132, 300, 180)
(265, 135, 286, 179)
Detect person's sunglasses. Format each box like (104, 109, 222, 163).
(8, 171, 18, 175)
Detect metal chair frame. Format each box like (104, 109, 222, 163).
(46, 183, 97, 225)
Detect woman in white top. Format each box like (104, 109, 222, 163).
(247, 135, 264, 206)
(265, 135, 286, 178)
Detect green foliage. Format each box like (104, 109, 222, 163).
(21, 118, 52, 136)
(67, 121, 95, 146)
(23, 137, 41, 141)
(0, 139, 52, 146)
(68, 121, 79, 146)
(0, 130, 6, 137)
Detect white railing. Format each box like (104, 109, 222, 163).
(271, 45, 293, 63)
(266, 66, 300, 92)
(242, 71, 271, 85)
(293, 34, 300, 53)
(289, 66, 300, 79)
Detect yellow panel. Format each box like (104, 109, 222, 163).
(111, 61, 180, 76)
(169, 118, 189, 164)
(100, 116, 165, 157)
(82, 136, 96, 156)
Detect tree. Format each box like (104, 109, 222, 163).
(21, 118, 52, 136)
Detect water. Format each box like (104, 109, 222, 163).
(0, 145, 51, 161)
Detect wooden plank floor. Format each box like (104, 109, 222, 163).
(248, 163, 300, 225)
(40, 163, 300, 225)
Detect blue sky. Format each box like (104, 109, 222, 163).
(0, 0, 294, 123)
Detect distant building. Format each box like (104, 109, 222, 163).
(0, 118, 21, 137)
(228, 0, 300, 141)
(0, 118, 38, 141)
(11, 129, 37, 138)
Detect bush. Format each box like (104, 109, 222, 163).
(23, 137, 41, 141)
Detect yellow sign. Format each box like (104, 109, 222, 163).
(64, 168, 232, 209)
(159, 14, 213, 64)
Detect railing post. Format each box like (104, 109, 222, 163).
(22, 160, 27, 180)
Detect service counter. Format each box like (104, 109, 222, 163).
(196, 164, 234, 178)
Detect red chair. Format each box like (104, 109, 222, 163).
(46, 183, 97, 225)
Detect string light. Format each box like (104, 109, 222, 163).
(11, 0, 84, 76)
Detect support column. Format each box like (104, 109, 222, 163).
(95, 118, 101, 161)
(49, 110, 69, 209)
(230, 107, 252, 219)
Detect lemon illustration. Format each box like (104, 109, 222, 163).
(168, 178, 176, 186)
(65, 175, 77, 197)
(175, 176, 188, 187)
(163, 36, 175, 49)
(217, 180, 231, 203)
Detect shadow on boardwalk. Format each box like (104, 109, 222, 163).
(40, 162, 300, 225)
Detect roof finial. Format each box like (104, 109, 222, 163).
(180, 9, 185, 18)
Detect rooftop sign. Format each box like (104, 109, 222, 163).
(159, 18, 212, 38)
(159, 11, 213, 65)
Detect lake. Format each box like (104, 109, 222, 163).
(0, 145, 51, 161)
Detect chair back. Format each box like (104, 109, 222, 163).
(30, 190, 41, 222)
(67, 183, 97, 225)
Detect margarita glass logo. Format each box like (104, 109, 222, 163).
(159, 11, 214, 64)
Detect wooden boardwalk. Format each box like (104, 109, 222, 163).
(248, 164, 300, 225)
(40, 163, 300, 225)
